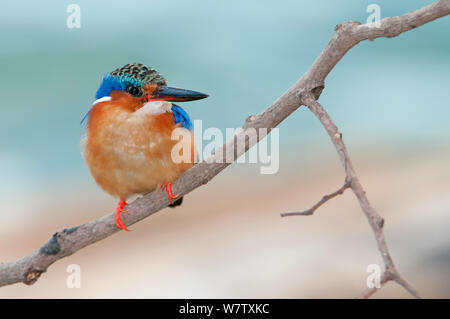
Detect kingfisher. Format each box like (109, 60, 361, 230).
(82, 63, 208, 231)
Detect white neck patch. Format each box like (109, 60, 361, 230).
(92, 96, 112, 105)
(135, 101, 173, 116)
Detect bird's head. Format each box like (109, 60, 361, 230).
(82, 63, 208, 122)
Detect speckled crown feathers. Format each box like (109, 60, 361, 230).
(110, 63, 166, 86)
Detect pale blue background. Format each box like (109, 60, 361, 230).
(0, 0, 449, 192)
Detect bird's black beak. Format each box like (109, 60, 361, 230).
(154, 86, 208, 102)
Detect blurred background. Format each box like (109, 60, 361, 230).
(1, 0, 449, 298)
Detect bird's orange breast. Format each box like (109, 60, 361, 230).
(83, 96, 195, 199)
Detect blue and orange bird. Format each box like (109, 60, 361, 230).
(82, 63, 208, 231)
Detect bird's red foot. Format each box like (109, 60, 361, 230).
(161, 182, 179, 204)
(115, 198, 130, 231)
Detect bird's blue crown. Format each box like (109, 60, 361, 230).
(95, 74, 143, 99)
(95, 63, 166, 99)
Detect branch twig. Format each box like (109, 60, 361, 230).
(1, 0, 448, 291)
(281, 179, 351, 217)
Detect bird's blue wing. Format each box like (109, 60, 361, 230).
(171, 104, 193, 130)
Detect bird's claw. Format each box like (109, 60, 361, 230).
(115, 198, 130, 231)
(162, 182, 179, 204)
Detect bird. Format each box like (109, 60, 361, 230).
(82, 63, 208, 231)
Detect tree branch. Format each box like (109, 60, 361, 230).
(1, 0, 448, 292)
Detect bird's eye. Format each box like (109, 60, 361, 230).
(126, 85, 142, 97)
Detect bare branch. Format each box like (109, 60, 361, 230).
(302, 93, 422, 299)
(281, 180, 351, 217)
(1, 0, 448, 290)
